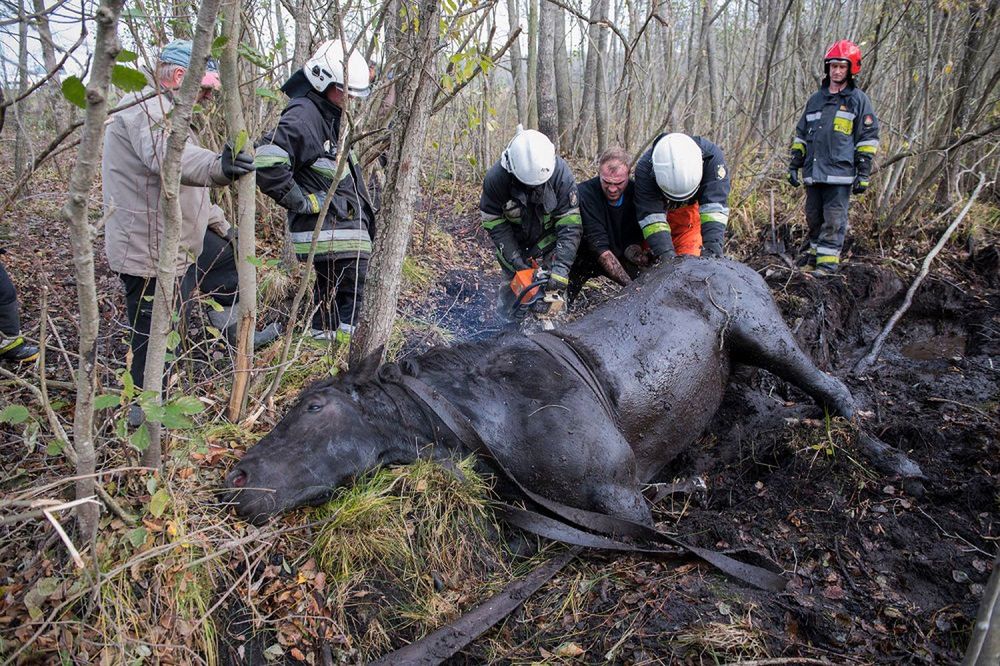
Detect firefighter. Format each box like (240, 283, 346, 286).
(576, 146, 649, 288)
(0, 258, 38, 364)
(479, 127, 582, 319)
(102, 39, 276, 401)
(788, 39, 879, 275)
(256, 40, 376, 344)
(634, 132, 731, 259)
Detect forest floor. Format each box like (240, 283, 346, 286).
(0, 164, 998, 665)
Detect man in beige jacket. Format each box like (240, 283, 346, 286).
(102, 40, 273, 407)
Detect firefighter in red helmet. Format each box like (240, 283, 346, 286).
(788, 40, 879, 275)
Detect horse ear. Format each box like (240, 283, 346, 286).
(352, 345, 385, 381)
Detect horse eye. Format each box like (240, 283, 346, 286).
(306, 403, 322, 413)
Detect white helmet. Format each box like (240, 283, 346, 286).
(652, 133, 703, 202)
(304, 40, 371, 98)
(501, 127, 556, 186)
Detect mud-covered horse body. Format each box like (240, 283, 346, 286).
(225, 259, 856, 525)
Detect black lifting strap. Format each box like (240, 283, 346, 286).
(397, 374, 788, 594)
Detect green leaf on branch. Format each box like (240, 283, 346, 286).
(116, 49, 138, 63)
(94, 394, 121, 410)
(233, 129, 249, 155)
(211, 36, 229, 60)
(160, 407, 193, 430)
(0, 405, 30, 424)
(111, 65, 148, 93)
(130, 422, 150, 452)
(166, 330, 181, 351)
(246, 256, 264, 268)
(255, 87, 280, 101)
(46, 439, 64, 456)
(61, 76, 86, 109)
(171, 395, 205, 415)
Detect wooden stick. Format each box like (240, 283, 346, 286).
(852, 174, 988, 376)
(964, 555, 1000, 666)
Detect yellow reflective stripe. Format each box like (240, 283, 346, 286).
(481, 216, 506, 230)
(833, 117, 853, 135)
(791, 140, 805, 154)
(856, 144, 877, 154)
(642, 223, 670, 239)
(294, 239, 373, 255)
(700, 212, 729, 225)
(555, 213, 582, 227)
(549, 273, 569, 285)
(815, 254, 840, 265)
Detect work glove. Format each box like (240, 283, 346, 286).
(219, 142, 255, 181)
(702, 241, 724, 258)
(302, 191, 326, 215)
(787, 167, 800, 188)
(852, 176, 869, 195)
(624, 244, 651, 268)
(545, 271, 569, 296)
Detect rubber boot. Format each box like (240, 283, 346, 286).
(0, 335, 39, 364)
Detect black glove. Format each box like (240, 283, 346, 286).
(220, 143, 255, 181)
(702, 241, 724, 258)
(787, 167, 800, 188)
(852, 176, 869, 195)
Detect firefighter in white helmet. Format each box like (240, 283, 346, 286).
(256, 39, 376, 344)
(633, 132, 731, 258)
(480, 127, 582, 320)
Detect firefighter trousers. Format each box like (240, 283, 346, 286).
(312, 256, 368, 332)
(0, 259, 21, 338)
(804, 184, 850, 266)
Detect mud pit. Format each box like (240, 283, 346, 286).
(403, 248, 998, 663)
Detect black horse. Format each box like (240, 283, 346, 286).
(225, 258, 879, 525)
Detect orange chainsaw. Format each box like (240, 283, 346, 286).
(509, 265, 565, 318)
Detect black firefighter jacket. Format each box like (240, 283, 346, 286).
(255, 90, 375, 261)
(479, 157, 582, 282)
(790, 82, 880, 187)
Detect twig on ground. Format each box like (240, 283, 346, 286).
(852, 174, 989, 375)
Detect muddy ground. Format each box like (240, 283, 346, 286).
(1, 170, 998, 663)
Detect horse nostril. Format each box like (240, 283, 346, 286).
(229, 469, 248, 488)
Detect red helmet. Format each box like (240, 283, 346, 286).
(824, 40, 862, 75)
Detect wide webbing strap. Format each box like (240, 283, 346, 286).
(397, 374, 788, 593)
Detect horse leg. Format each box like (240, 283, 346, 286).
(589, 481, 654, 526)
(729, 298, 855, 419)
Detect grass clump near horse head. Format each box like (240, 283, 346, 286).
(308, 456, 514, 658)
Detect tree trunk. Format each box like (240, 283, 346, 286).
(220, 0, 257, 422)
(571, 0, 603, 155)
(593, 0, 610, 153)
(14, 0, 30, 182)
(32, 0, 64, 132)
(553, 4, 573, 146)
(536, 0, 558, 143)
(526, 0, 539, 128)
(507, 0, 528, 125)
(287, 0, 312, 69)
(141, 0, 224, 469)
(350, 0, 440, 366)
(171, 0, 193, 39)
(59, 0, 127, 541)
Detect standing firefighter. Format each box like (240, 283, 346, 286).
(480, 128, 582, 320)
(256, 40, 376, 344)
(788, 40, 879, 275)
(634, 133, 731, 259)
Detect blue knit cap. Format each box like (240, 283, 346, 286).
(159, 39, 219, 72)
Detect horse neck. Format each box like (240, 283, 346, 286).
(363, 377, 454, 462)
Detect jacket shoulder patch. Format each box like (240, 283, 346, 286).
(717, 164, 727, 180)
(569, 190, 578, 207)
(864, 115, 873, 126)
